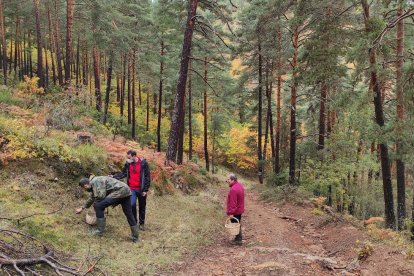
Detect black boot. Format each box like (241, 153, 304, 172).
(91, 218, 106, 236)
(130, 225, 139, 243)
(233, 228, 242, 245)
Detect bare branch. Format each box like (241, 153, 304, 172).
(189, 56, 224, 71)
(373, 9, 414, 47)
(189, 68, 220, 97)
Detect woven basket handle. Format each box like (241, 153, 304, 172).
(225, 217, 239, 225)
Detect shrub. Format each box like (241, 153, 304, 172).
(356, 240, 373, 261)
(73, 144, 108, 174)
(266, 172, 288, 186)
(0, 88, 23, 106)
(18, 76, 44, 95)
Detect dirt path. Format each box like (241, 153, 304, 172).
(159, 188, 414, 276)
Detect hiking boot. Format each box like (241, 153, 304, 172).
(231, 229, 242, 246)
(139, 224, 145, 231)
(230, 239, 243, 246)
(130, 225, 139, 243)
(91, 217, 106, 236)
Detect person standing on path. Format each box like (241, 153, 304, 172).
(113, 150, 151, 231)
(226, 173, 245, 245)
(75, 175, 139, 242)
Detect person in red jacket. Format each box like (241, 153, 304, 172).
(226, 173, 245, 245)
(113, 150, 151, 231)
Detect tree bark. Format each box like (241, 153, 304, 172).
(54, 0, 63, 85)
(14, 16, 19, 74)
(157, 38, 164, 152)
(289, 27, 299, 185)
(23, 32, 27, 77)
(127, 51, 132, 124)
(82, 42, 88, 86)
(65, 0, 74, 86)
(47, 7, 56, 85)
(275, 25, 282, 174)
(396, 1, 405, 231)
(166, 0, 198, 163)
(263, 63, 270, 161)
(146, 83, 150, 131)
(1, 0, 8, 85)
(132, 50, 136, 138)
(188, 60, 193, 160)
(28, 31, 33, 77)
(267, 63, 276, 172)
(318, 81, 328, 150)
(44, 42, 49, 87)
(93, 47, 101, 111)
(116, 74, 120, 102)
(33, 0, 45, 87)
(362, 0, 395, 229)
(203, 57, 209, 171)
(102, 50, 113, 125)
(257, 37, 263, 184)
(76, 36, 80, 88)
(120, 53, 126, 116)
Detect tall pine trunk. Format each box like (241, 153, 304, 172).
(257, 37, 263, 184)
(362, 0, 395, 229)
(54, 0, 63, 85)
(76, 36, 80, 87)
(188, 60, 193, 160)
(289, 27, 299, 185)
(396, 1, 406, 231)
(120, 53, 126, 117)
(318, 82, 328, 150)
(47, 7, 56, 85)
(33, 0, 45, 88)
(157, 39, 164, 152)
(0, 0, 8, 85)
(203, 57, 209, 171)
(28, 31, 33, 77)
(14, 16, 19, 74)
(267, 63, 276, 172)
(102, 50, 113, 124)
(166, 0, 198, 163)
(44, 42, 49, 87)
(127, 51, 131, 124)
(82, 42, 88, 86)
(65, 0, 74, 86)
(132, 50, 136, 138)
(146, 84, 149, 131)
(275, 25, 282, 174)
(93, 47, 101, 111)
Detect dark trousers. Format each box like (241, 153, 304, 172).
(231, 214, 242, 241)
(131, 190, 147, 225)
(94, 196, 137, 226)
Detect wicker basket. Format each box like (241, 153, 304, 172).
(224, 217, 240, 236)
(85, 210, 97, 225)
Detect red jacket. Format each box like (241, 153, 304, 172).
(226, 181, 245, 216)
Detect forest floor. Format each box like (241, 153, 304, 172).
(158, 186, 414, 276)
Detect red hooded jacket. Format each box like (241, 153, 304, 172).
(226, 181, 245, 216)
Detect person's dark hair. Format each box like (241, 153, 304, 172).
(79, 178, 90, 187)
(127, 149, 137, 156)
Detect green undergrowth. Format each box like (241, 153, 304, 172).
(0, 160, 224, 274)
(257, 181, 312, 204)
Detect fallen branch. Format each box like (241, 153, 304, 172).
(83, 256, 102, 276)
(279, 215, 302, 222)
(0, 228, 105, 275)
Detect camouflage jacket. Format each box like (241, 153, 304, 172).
(83, 176, 131, 208)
